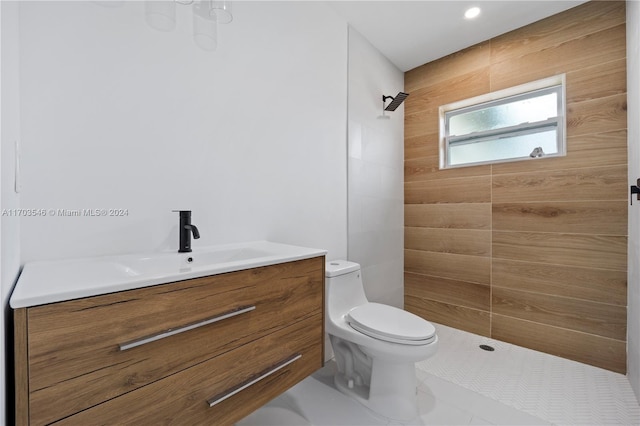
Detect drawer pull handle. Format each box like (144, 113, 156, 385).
(118, 305, 256, 351)
(207, 353, 302, 408)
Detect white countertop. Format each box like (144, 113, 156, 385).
(10, 240, 327, 308)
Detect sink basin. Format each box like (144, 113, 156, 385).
(10, 241, 327, 308)
(126, 247, 276, 276)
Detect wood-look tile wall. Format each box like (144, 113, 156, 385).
(404, 1, 628, 373)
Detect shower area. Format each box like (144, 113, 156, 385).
(403, 1, 628, 374)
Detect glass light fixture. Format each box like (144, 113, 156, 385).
(145, 1, 177, 32)
(209, 0, 233, 24)
(193, 1, 217, 51)
(145, 0, 229, 51)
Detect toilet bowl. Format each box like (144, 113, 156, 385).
(325, 260, 438, 422)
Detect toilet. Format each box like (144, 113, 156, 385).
(325, 260, 438, 421)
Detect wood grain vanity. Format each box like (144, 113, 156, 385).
(14, 255, 325, 425)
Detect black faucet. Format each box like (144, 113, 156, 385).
(176, 210, 200, 253)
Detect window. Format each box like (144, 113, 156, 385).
(439, 75, 566, 169)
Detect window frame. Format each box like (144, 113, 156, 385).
(438, 74, 566, 169)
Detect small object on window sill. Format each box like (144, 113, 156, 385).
(529, 147, 545, 158)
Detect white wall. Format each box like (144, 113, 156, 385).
(347, 27, 404, 308)
(1, 1, 22, 423)
(627, 0, 640, 404)
(17, 1, 348, 263)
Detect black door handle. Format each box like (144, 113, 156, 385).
(631, 178, 640, 205)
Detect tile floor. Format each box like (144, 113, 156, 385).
(237, 323, 640, 425)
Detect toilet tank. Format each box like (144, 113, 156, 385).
(325, 260, 368, 317)
(325, 260, 360, 278)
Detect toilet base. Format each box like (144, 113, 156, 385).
(334, 358, 419, 422)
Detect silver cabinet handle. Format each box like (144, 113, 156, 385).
(118, 305, 256, 351)
(207, 353, 302, 408)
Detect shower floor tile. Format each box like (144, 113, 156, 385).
(237, 323, 640, 425)
(418, 323, 640, 425)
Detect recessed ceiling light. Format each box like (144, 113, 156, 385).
(464, 6, 481, 19)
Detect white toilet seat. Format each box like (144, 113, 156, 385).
(346, 303, 436, 346)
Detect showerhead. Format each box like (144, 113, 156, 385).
(383, 92, 409, 111)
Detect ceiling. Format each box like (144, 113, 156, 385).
(329, 1, 589, 72)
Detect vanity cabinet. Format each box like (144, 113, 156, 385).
(14, 256, 325, 425)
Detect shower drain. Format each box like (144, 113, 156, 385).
(479, 344, 495, 351)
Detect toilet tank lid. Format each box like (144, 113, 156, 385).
(325, 260, 360, 277)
